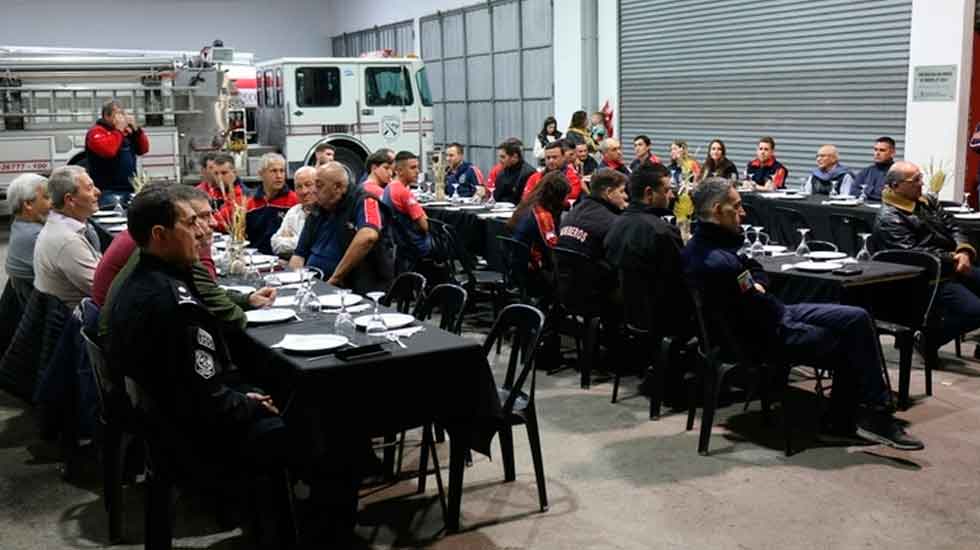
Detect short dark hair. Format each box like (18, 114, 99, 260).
(447, 142, 464, 155)
(634, 135, 652, 147)
(628, 161, 670, 202)
(590, 168, 627, 199)
(497, 139, 523, 159)
(315, 142, 336, 153)
(876, 136, 896, 149)
(200, 151, 217, 165)
(168, 183, 209, 203)
(570, 110, 588, 130)
(559, 138, 575, 153)
(395, 150, 417, 163)
(212, 153, 235, 168)
(544, 140, 563, 152)
(759, 136, 775, 149)
(128, 185, 179, 247)
(366, 150, 391, 171)
(101, 99, 122, 119)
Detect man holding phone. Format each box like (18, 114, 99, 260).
(85, 99, 150, 207)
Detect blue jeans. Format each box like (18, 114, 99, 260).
(777, 303, 888, 408)
(939, 266, 980, 345)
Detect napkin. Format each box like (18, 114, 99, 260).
(325, 303, 372, 313)
(382, 326, 425, 338)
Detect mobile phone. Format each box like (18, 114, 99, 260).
(833, 266, 863, 276)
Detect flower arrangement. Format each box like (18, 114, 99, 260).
(129, 171, 153, 194)
(923, 157, 949, 196)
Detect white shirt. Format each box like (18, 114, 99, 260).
(33, 211, 102, 309)
(270, 203, 310, 255)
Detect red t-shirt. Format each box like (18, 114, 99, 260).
(386, 180, 425, 220)
(363, 180, 384, 199)
(91, 229, 137, 307)
(521, 164, 582, 205)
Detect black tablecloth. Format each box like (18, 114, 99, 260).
(237, 280, 502, 456)
(741, 193, 980, 255)
(424, 205, 509, 271)
(756, 255, 923, 305)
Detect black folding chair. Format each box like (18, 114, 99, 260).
(497, 235, 533, 303)
(553, 246, 609, 389)
(430, 219, 506, 321)
(381, 271, 427, 313)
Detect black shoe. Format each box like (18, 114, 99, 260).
(816, 418, 868, 446)
(856, 412, 925, 451)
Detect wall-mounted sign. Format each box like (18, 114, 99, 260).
(913, 65, 957, 102)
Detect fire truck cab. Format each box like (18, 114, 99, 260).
(255, 53, 435, 178)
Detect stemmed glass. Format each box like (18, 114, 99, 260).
(297, 287, 322, 320)
(750, 226, 766, 257)
(244, 250, 260, 284)
(333, 289, 356, 338)
(739, 224, 752, 256)
(795, 228, 811, 257)
(663, 215, 676, 226)
(364, 291, 387, 337)
(113, 195, 125, 216)
(963, 192, 972, 212)
(449, 181, 460, 201)
(856, 233, 873, 262)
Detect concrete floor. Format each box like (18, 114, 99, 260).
(2, 226, 980, 549)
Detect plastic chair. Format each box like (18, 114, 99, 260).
(381, 271, 427, 313)
(430, 219, 506, 321)
(553, 246, 609, 389)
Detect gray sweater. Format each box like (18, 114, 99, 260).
(6, 218, 43, 280)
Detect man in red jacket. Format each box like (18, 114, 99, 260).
(85, 100, 149, 207)
(522, 140, 582, 206)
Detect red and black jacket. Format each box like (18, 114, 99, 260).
(244, 186, 299, 254)
(746, 157, 788, 189)
(85, 118, 150, 193)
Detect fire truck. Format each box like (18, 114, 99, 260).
(254, 51, 435, 177)
(0, 43, 258, 215)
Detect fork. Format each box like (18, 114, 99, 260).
(386, 334, 407, 349)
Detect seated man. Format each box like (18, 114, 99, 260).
(444, 142, 484, 198)
(492, 139, 537, 204)
(597, 138, 630, 176)
(244, 153, 298, 254)
(522, 140, 583, 206)
(194, 152, 216, 189)
(852, 136, 896, 201)
(872, 161, 980, 346)
(314, 142, 336, 166)
(629, 135, 662, 173)
(745, 136, 788, 190)
(804, 144, 854, 195)
(360, 150, 393, 199)
(684, 177, 923, 450)
(383, 151, 432, 273)
(206, 153, 247, 230)
(33, 166, 102, 309)
(290, 162, 394, 292)
(271, 166, 317, 256)
(5, 173, 51, 307)
(574, 142, 598, 178)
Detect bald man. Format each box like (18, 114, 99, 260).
(270, 166, 317, 256)
(804, 145, 854, 195)
(289, 162, 393, 292)
(872, 160, 980, 347)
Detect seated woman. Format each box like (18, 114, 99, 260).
(700, 139, 739, 181)
(506, 171, 570, 298)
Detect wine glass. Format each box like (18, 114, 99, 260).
(364, 291, 388, 337)
(795, 228, 811, 257)
(750, 226, 766, 257)
(856, 233, 872, 262)
(113, 195, 125, 216)
(244, 251, 260, 284)
(298, 288, 321, 320)
(739, 224, 752, 256)
(962, 192, 972, 212)
(333, 289, 356, 338)
(663, 215, 676, 225)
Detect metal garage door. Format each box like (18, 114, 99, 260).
(332, 20, 415, 57)
(619, 0, 912, 186)
(420, 0, 554, 174)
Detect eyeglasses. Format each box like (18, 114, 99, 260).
(902, 173, 924, 184)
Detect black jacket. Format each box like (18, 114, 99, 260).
(493, 161, 537, 204)
(107, 253, 268, 450)
(558, 196, 621, 264)
(604, 203, 688, 333)
(872, 189, 977, 275)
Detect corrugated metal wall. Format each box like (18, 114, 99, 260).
(420, 0, 554, 173)
(620, 0, 912, 185)
(331, 19, 415, 57)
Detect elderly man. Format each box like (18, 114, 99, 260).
(852, 137, 896, 201)
(361, 150, 393, 199)
(630, 135, 662, 173)
(384, 151, 432, 273)
(85, 99, 149, 207)
(5, 173, 52, 306)
(598, 138, 630, 175)
(444, 142, 484, 198)
(33, 166, 102, 309)
(872, 161, 980, 346)
(244, 153, 298, 254)
(522, 140, 583, 205)
(207, 153, 247, 231)
(270, 166, 317, 256)
(804, 145, 855, 195)
(683, 177, 922, 450)
(492, 139, 537, 204)
(289, 162, 393, 292)
(745, 136, 788, 190)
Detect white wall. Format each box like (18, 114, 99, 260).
(904, 0, 975, 201)
(0, 0, 331, 60)
(553, 0, 585, 129)
(596, 4, 619, 138)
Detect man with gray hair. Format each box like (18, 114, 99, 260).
(270, 165, 317, 256)
(243, 152, 298, 254)
(5, 173, 52, 306)
(33, 166, 103, 309)
(803, 144, 854, 195)
(85, 99, 149, 207)
(598, 138, 630, 176)
(682, 177, 923, 450)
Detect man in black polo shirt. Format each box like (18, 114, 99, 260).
(492, 139, 537, 204)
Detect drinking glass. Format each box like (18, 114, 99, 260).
(113, 195, 125, 216)
(333, 289, 356, 338)
(263, 272, 282, 288)
(739, 224, 752, 256)
(750, 226, 766, 257)
(244, 251, 261, 284)
(963, 193, 972, 212)
(795, 228, 811, 257)
(663, 215, 676, 225)
(298, 288, 321, 320)
(856, 233, 873, 262)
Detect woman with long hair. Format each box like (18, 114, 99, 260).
(507, 171, 570, 293)
(565, 110, 597, 153)
(668, 140, 701, 225)
(700, 139, 739, 181)
(533, 116, 563, 165)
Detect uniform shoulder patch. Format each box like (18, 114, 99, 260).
(195, 349, 216, 379)
(197, 328, 215, 351)
(169, 278, 200, 306)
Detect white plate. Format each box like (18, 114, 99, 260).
(275, 334, 349, 353)
(457, 204, 488, 211)
(320, 293, 363, 308)
(865, 203, 882, 209)
(945, 206, 972, 213)
(763, 245, 787, 254)
(93, 210, 121, 217)
(274, 271, 316, 284)
(423, 201, 453, 207)
(214, 240, 250, 249)
(245, 308, 297, 324)
(493, 202, 515, 209)
(479, 212, 514, 220)
(247, 254, 279, 265)
(826, 200, 860, 207)
(107, 225, 126, 233)
(793, 261, 844, 272)
(954, 212, 980, 220)
(220, 285, 256, 294)
(96, 216, 127, 224)
(353, 312, 415, 329)
(807, 251, 848, 261)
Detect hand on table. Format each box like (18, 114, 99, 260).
(954, 252, 973, 275)
(327, 275, 343, 287)
(246, 392, 279, 415)
(249, 287, 277, 308)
